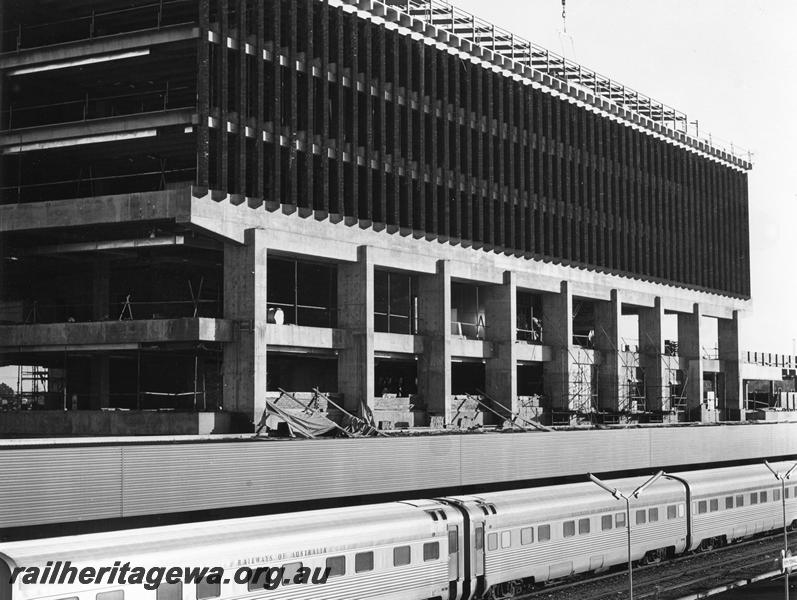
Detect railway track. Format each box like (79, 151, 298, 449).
(516, 529, 792, 600)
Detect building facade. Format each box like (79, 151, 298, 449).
(0, 0, 752, 434)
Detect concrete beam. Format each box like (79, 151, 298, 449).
(0, 189, 191, 233)
(0, 318, 232, 349)
(12, 235, 217, 256)
(222, 228, 267, 428)
(0, 26, 199, 70)
(187, 189, 748, 316)
(0, 109, 195, 151)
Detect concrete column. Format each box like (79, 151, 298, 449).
(484, 270, 517, 420)
(677, 303, 704, 418)
(337, 246, 375, 413)
(222, 227, 267, 428)
(89, 355, 110, 409)
(542, 281, 573, 413)
(92, 258, 110, 321)
(638, 297, 667, 411)
(417, 260, 451, 426)
(594, 289, 622, 412)
(718, 310, 743, 420)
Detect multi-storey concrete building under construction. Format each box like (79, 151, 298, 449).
(0, 0, 752, 436)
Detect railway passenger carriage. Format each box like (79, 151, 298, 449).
(3, 462, 797, 600)
(1, 502, 460, 600)
(685, 463, 797, 550)
(447, 476, 687, 598)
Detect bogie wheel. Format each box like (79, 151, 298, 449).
(486, 581, 519, 600)
(641, 547, 667, 565)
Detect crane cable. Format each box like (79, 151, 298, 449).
(561, 0, 567, 33)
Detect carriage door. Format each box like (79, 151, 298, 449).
(473, 521, 485, 577)
(447, 524, 460, 580)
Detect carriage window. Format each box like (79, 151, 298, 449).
(750, 493, 758, 505)
(487, 532, 498, 551)
(578, 518, 590, 534)
(355, 552, 374, 573)
(326, 556, 345, 577)
(601, 515, 613, 530)
(616, 512, 626, 527)
(736, 495, 744, 507)
(97, 592, 124, 600)
(500, 531, 511, 548)
(648, 508, 659, 522)
(197, 580, 220, 599)
(282, 563, 303, 585)
(521, 527, 534, 545)
(423, 542, 440, 561)
(393, 546, 411, 566)
(761, 491, 768, 503)
(775, 488, 781, 502)
(709, 499, 719, 512)
(449, 529, 458, 554)
(697, 501, 707, 514)
(786, 487, 790, 498)
(563, 521, 576, 538)
(475, 526, 484, 550)
(156, 582, 182, 600)
(725, 496, 734, 509)
(636, 510, 646, 525)
(667, 505, 678, 519)
(248, 570, 265, 591)
(538, 525, 551, 542)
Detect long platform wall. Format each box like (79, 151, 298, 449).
(2, 423, 796, 531)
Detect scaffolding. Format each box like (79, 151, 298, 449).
(14, 364, 61, 409)
(567, 347, 596, 416)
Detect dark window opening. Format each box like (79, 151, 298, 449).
(451, 361, 485, 395)
(451, 282, 485, 339)
(266, 257, 337, 328)
(266, 353, 338, 393)
(374, 269, 418, 334)
(375, 358, 417, 397)
(517, 291, 543, 343)
(517, 363, 544, 397)
(572, 299, 596, 348)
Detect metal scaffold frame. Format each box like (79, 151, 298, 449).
(393, 0, 751, 164)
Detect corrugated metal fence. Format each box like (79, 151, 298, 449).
(2, 424, 796, 529)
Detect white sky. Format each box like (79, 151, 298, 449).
(2, 1, 795, 390)
(451, 0, 797, 354)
